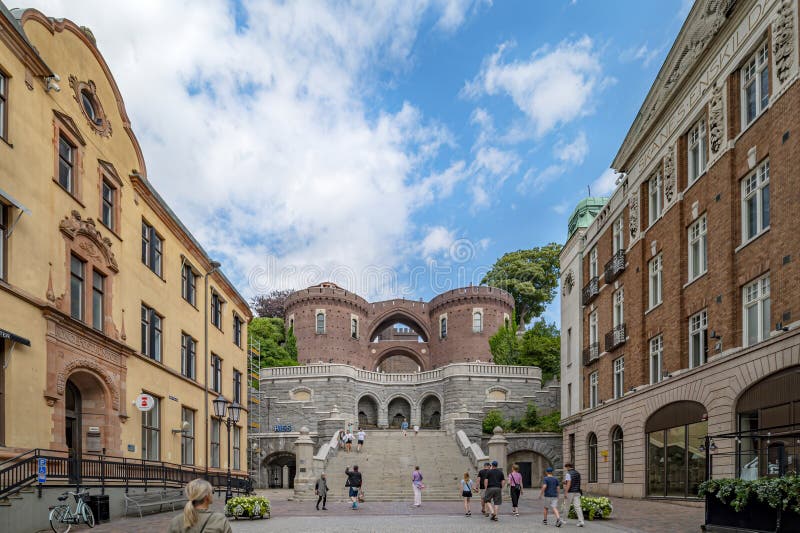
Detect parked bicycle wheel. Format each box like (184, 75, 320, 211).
(81, 505, 95, 528)
(48, 506, 70, 533)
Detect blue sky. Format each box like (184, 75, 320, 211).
(28, 0, 691, 325)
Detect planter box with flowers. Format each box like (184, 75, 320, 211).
(567, 496, 613, 521)
(225, 496, 271, 520)
(699, 475, 800, 532)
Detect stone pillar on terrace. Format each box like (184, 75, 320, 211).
(293, 426, 315, 498)
(487, 426, 509, 473)
(318, 405, 346, 440)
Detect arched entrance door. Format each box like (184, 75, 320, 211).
(420, 395, 441, 429)
(387, 397, 411, 428)
(357, 395, 379, 428)
(507, 450, 551, 488)
(263, 452, 296, 488)
(65, 380, 81, 483)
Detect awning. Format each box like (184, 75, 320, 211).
(0, 187, 31, 238)
(0, 328, 31, 346)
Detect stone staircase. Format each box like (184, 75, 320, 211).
(321, 430, 476, 502)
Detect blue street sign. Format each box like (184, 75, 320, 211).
(37, 458, 47, 483)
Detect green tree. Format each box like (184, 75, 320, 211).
(517, 319, 561, 382)
(482, 410, 506, 434)
(488, 311, 520, 365)
(481, 243, 562, 328)
(247, 317, 299, 367)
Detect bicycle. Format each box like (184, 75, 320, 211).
(49, 489, 95, 532)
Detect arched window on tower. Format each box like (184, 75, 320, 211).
(472, 310, 483, 333)
(315, 312, 325, 334)
(351, 317, 358, 339)
(440, 316, 447, 339)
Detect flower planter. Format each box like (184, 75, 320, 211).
(225, 496, 271, 520)
(700, 476, 800, 532)
(567, 496, 613, 521)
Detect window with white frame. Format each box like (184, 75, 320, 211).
(315, 311, 326, 334)
(649, 254, 663, 309)
(741, 41, 769, 128)
(648, 172, 663, 225)
(589, 311, 598, 346)
(613, 357, 624, 399)
(613, 216, 624, 254)
(472, 310, 483, 333)
(650, 335, 663, 384)
(351, 316, 358, 339)
(688, 119, 707, 183)
(589, 246, 598, 278)
(743, 275, 770, 347)
(589, 371, 598, 408)
(613, 288, 624, 327)
(689, 310, 708, 368)
(742, 160, 770, 243)
(440, 315, 447, 338)
(688, 215, 707, 281)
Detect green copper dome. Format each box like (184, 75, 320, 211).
(567, 197, 608, 238)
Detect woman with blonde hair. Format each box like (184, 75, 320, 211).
(168, 479, 232, 533)
(460, 471, 475, 516)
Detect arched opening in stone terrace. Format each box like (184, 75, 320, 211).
(420, 395, 441, 429)
(387, 397, 412, 428)
(507, 450, 551, 488)
(357, 394, 379, 428)
(263, 451, 296, 488)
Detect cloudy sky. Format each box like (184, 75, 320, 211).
(23, 0, 690, 324)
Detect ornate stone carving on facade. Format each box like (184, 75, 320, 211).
(55, 358, 121, 411)
(708, 83, 725, 154)
(562, 270, 575, 296)
(59, 210, 119, 272)
(663, 146, 676, 204)
(773, 0, 795, 86)
(46, 262, 56, 302)
(68, 75, 112, 137)
(628, 193, 639, 239)
(53, 324, 122, 366)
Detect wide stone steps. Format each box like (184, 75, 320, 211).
(319, 430, 476, 501)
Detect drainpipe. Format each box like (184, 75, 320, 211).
(204, 261, 221, 475)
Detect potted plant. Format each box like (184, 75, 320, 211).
(224, 495, 271, 519)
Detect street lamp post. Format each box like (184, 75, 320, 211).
(213, 394, 242, 502)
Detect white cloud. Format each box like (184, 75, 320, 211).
(517, 131, 588, 193)
(419, 226, 457, 257)
(620, 43, 663, 67)
(591, 168, 618, 196)
(554, 131, 588, 165)
(464, 37, 609, 136)
(552, 200, 571, 215)
(24, 0, 484, 300)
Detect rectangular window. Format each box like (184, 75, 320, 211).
(613, 357, 624, 400)
(70, 254, 85, 321)
(233, 315, 243, 347)
(589, 311, 598, 345)
(741, 160, 770, 243)
(589, 371, 598, 408)
(567, 383, 572, 415)
(181, 333, 196, 379)
(741, 42, 769, 127)
(440, 316, 447, 338)
(612, 216, 624, 253)
(613, 288, 624, 327)
(317, 312, 326, 334)
(589, 246, 598, 278)
(743, 275, 770, 347)
(649, 254, 662, 309)
(92, 270, 105, 332)
(211, 292, 222, 329)
(567, 328, 572, 365)
(141, 220, 163, 276)
(0, 71, 7, 140)
(648, 172, 663, 225)
(687, 119, 707, 183)
(688, 215, 708, 281)
(233, 426, 241, 470)
(101, 180, 115, 230)
(0, 204, 6, 280)
(181, 407, 194, 465)
(472, 311, 482, 333)
(211, 354, 222, 393)
(689, 310, 708, 368)
(650, 335, 663, 384)
(140, 304, 162, 362)
(233, 369, 242, 404)
(58, 135, 75, 193)
(141, 395, 160, 461)
(210, 418, 220, 468)
(181, 264, 197, 306)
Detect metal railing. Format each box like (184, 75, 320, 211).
(604, 250, 626, 283)
(582, 343, 600, 365)
(582, 276, 600, 305)
(604, 324, 626, 351)
(0, 449, 252, 500)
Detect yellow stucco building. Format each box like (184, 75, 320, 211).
(0, 4, 252, 476)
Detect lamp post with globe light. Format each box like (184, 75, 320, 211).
(213, 394, 242, 502)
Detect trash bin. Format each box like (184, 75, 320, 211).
(88, 494, 110, 523)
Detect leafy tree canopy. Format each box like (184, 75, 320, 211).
(251, 289, 293, 318)
(482, 404, 561, 434)
(481, 243, 562, 328)
(488, 318, 560, 382)
(248, 317, 298, 367)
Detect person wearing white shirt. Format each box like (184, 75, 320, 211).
(356, 429, 366, 452)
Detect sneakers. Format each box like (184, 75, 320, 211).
(577, 523, 584, 527)
(543, 519, 548, 525)
(490, 514, 498, 521)
(351, 502, 357, 510)
(556, 518, 564, 527)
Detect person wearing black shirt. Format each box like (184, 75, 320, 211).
(477, 462, 491, 516)
(345, 465, 363, 510)
(482, 460, 505, 521)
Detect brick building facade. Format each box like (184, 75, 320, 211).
(561, 0, 800, 499)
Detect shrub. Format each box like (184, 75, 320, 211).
(225, 495, 270, 519)
(482, 410, 506, 434)
(699, 475, 800, 514)
(567, 496, 613, 520)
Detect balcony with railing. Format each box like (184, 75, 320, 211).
(605, 324, 626, 352)
(582, 342, 600, 365)
(582, 276, 600, 305)
(604, 250, 626, 283)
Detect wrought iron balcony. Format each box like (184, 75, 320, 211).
(605, 324, 627, 352)
(582, 276, 600, 305)
(582, 342, 600, 365)
(604, 250, 626, 284)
